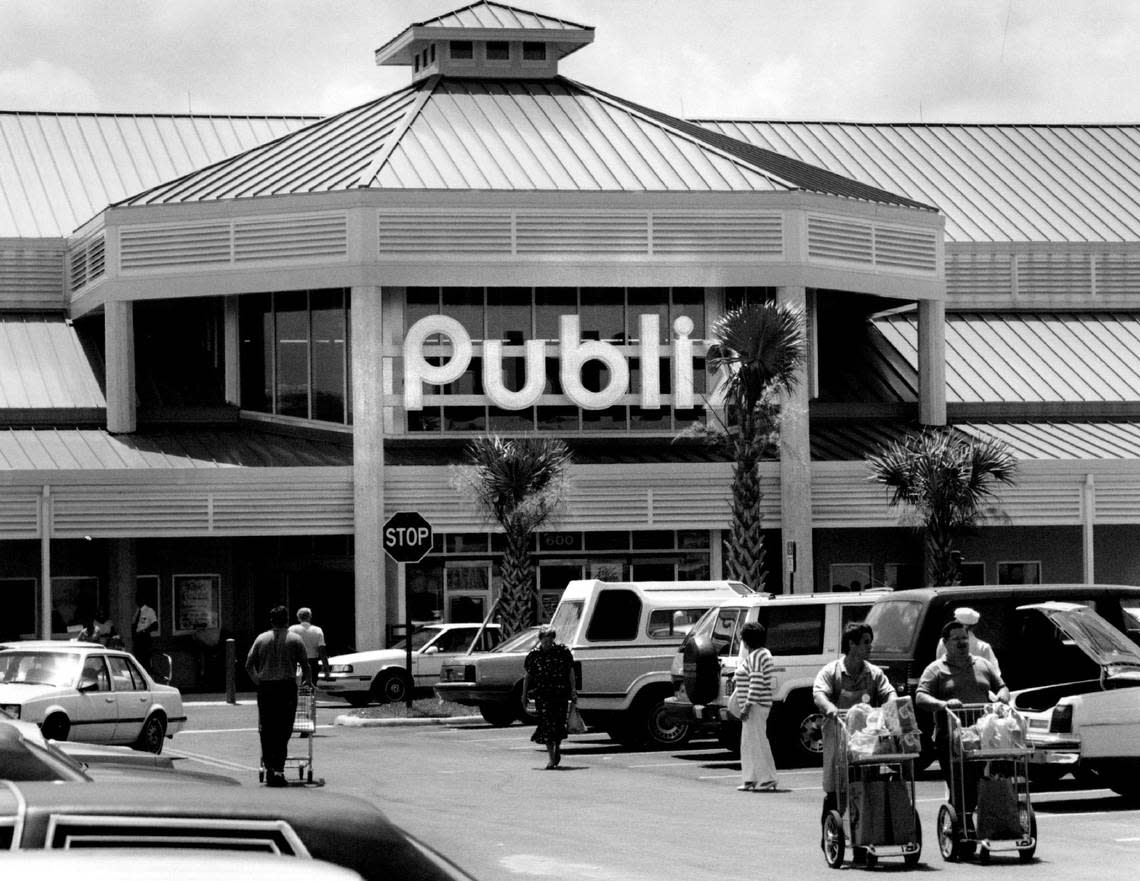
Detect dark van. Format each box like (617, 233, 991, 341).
(864, 584, 1140, 759)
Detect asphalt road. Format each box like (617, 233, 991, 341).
(173, 700, 1140, 881)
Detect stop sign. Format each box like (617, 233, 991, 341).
(382, 511, 434, 563)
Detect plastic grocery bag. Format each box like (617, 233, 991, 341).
(846, 703, 871, 734)
(848, 729, 880, 759)
(890, 696, 918, 733)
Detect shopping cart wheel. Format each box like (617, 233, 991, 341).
(307, 769, 314, 783)
(1019, 812, 1037, 862)
(978, 845, 990, 863)
(822, 810, 845, 868)
(862, 850, 878, 869)
(904, 812, 922, 867)
(937, 804, 963, 862)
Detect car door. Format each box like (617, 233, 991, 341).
(414, 627, 478, 687)
(107, 655, 152, 743)
(70, 655, 119, 743)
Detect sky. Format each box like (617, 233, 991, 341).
(0, 0, 1137, 123)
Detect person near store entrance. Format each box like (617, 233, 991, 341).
(289, 607, 330, 683)
(246, 605, 311, 787)
(813, 622, 896, 841)
(131, 595, 159, 669)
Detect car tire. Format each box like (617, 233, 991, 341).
(776, 696, 825, 767)
(644, 694, 692, 748)
(41, 713, 70, 742)
(134, 714, 167, 754)
(479, 702, 518, 727)
(373, 671, 411, 704)
(682, 633, 720, 705)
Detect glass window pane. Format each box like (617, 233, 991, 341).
(580, 288, 625, 342)
(486, 287, 531, 342)
(311, 289, 346, 423)
(535, 288, 576, 341)
(275, 291, 309, 418)
(629, 405, 668, 431)
(671, 287, 705, 339)
(441, 287, 483, 339)
(488, 407, 534, 432)
(443, 407, 486, 432)
(583, 406, 627, 431)
(408, 408, 442, 432)
(537, 405, 577, 431)
(627, 288, 669, 339)
(239, 293, 272, 413)
(406, 287, 440, 334)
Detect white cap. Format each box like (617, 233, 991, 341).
(953, 607, 980, 626)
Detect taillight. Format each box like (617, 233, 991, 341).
(1049, 705, 1073, 734)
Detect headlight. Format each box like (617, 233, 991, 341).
(0, 704, 20, 720)
(330, 664, 353, 674)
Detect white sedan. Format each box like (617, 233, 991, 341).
(0, 641, 185, 753)
(1010, 601, 1140, 797)
(323, 623, 501, 706)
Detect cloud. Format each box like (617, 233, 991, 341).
(0, 59, 100, 111)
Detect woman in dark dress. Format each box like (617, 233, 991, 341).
(522, 625, 577, 769)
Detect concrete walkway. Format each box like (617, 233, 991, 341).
(182, 691, 481, 727)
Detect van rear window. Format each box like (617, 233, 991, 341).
(585, 590, 641, 641)
(864, 600, 923, 653)
(757, 605, 825, 655)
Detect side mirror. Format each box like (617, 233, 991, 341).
(78, 676, 99, 692)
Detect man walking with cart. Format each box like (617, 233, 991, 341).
(246, 605, 311, 787)
(814, 622, 896, 827)
(916, 618, 1009, 820)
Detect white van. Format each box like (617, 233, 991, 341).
(547, 579, 753, 748)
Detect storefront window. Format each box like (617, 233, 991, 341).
(239, 294, 272, 413)
(275, 291, 309, 418)
(311, 289, 346, 423)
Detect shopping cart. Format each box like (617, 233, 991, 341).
(936, 703, 1035, 862)
(821, 711, 922, 869)
(258, 684, 324, 786)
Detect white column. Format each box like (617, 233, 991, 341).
(918, 298, 946, 426)
(777, 285, 814, 594)
(223, 296, 241, 407)
(40, 486, 52, 638)
(105, 299, 136, 434)
(1083, 474, 1095, 584)
(352, 285, 386, 650)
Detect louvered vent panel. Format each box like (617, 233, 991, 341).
(874, 227, 937, 271)
(234, 214, 347, 262)
(807, 217, 874, 264)
(120, 224, 231, 270)
(52, 492, 211, 536)
(212, 487, 353, 532)
(378, 213, 512, 254)
(813, 480, 891, 524)
(652, 214, 783, 256)
(515, 214, 648, 254)
(989, 484, 1082, 524)
(1092, 481, 1140, 523)
(0, 245, 66, 309)
(68, 233, 105, 292)
(947, 253, 1014, 300)
(0, 495, 41, 539)
(1096, 254, 1140, 297)
(1017, 254, 1093, 299)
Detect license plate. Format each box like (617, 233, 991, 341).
(1029, 718, 1047, 729)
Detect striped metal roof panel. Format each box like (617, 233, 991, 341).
(873, 311, 1140, 404)
(0, 428, 350, 471)
(121, 78, 928, 203)
(957, 422, 1140, 460)
(693, 121, 1140, 243)
(417, 1, 589, 31)
(0, 315, 104, 409)
(0, 112, 316, 238)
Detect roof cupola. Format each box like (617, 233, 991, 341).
(374, 1, 594, 83)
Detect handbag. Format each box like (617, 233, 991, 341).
(566, 703, 587, 735)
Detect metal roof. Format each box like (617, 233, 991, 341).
(416, 1, 590, 31)
(0, 315, 104, 409)
(872, 311, 1140, 404)
(119, 78, 927, 204)
(0, 428, 350, 471)
(957, 422, 1140, 460)
(0, 111, 317, 238)
(693, 121, 1140, 243)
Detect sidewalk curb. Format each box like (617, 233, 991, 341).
(334, 714, 483, 728)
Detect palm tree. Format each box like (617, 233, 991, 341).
(452, 436, 572, 636)
(705, 301, 806, 591)
(867, 429, 1017, 586)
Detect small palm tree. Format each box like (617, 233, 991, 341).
(705, 301, 806, 591)
(452, 436, 572, 636)
(867, 429, 1017, 586)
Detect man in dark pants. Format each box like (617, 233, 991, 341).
(245, 605, 310, 787)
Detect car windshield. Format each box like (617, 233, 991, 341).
(494, 628, 540, 653)
(0, 651, 82, 687)
(863, 600, 924, 653)
(548, 601, 583, 644)
(390, 627, 444, 652)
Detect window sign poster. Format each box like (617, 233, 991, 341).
(173, 574, 220, 633)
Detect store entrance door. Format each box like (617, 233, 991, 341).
(286, 571, 355, 656)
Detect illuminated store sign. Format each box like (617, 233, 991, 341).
(404, 314, 699, 411)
